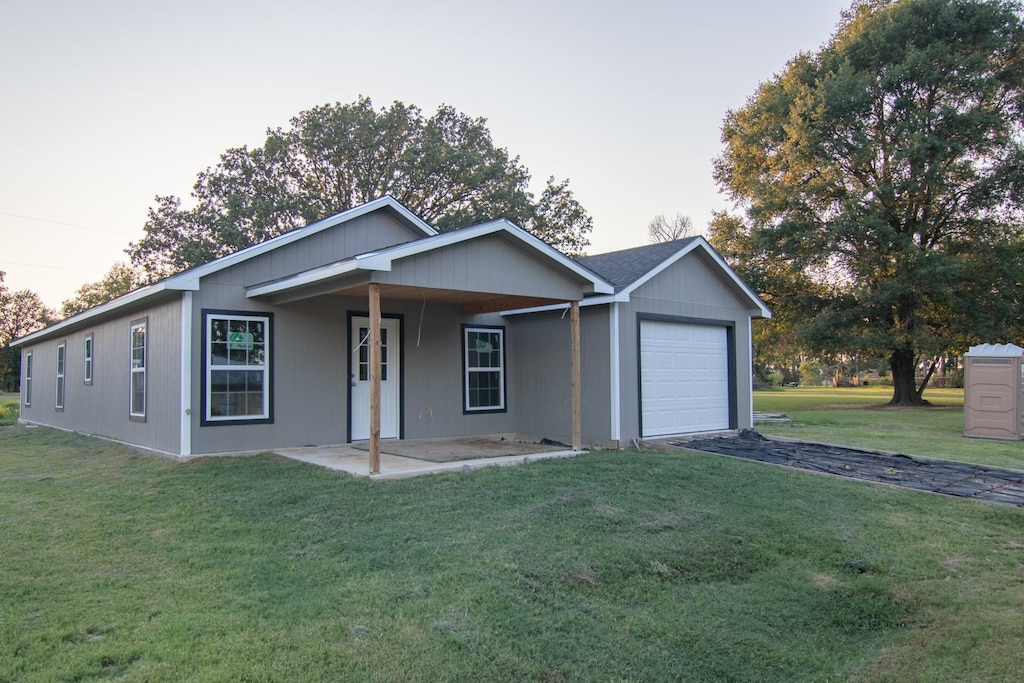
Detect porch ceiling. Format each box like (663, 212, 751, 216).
(332, 283, 570, 315)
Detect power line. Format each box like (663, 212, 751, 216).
(0, 260, 105, 274)
(0, 211, 136, 237)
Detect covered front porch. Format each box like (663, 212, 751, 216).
(274, 435, 585, 479)
(246, 219, 613, 473)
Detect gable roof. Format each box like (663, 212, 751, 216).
(163, 195, 437, 291)
(11, 196, 438, 347)
(576, 238, 700, 293)
(503, 236, 771, 319)
(246, 217, 614, 299)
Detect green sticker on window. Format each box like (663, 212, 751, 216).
(228, 331, 254, 351)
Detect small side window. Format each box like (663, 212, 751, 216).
(24, 351, 32, 407)
(55, 342, 66, 411)
(84, 334, 94, 385)
(130, 320, 146, 420)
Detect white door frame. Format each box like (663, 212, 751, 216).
(349, 315, 401, 441)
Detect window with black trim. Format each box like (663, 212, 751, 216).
(130, 320, 146, 419)
(463, 326, 505, 412)
(55, 342, 66, 411)
(84, 334, 94, 384)
(24, 350, 32, 406)
(205, 313, 271, 422)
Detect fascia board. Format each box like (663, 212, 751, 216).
(492, 220, 615, 294)
(167, 196, 436, 288)
(289, 217, 613, 295)
(10, 282, 172, 347)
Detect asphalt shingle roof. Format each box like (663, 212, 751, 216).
(576, 238, 699, 293)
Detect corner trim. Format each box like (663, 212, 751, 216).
(179, 292, 193, 456)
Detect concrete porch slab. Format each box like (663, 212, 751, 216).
(274, 438, 585, 479)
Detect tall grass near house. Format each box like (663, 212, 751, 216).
(0, 393, 19, 426)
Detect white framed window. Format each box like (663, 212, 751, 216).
(23, 351, 32, 406)
(84, 334, 94, 384)
(130, 320, 146, 419)
(204, 312, 271, 423)
(55, 342, 66, 411)
(463, 326, 505, 412)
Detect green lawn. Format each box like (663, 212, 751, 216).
(755, 386, 1024, 471)
(0, 392, 18, 427)
(2, 422, 1024, 681)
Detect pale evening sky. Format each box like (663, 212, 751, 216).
(1, 0, 851, 309)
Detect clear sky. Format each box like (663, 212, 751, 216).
(0, 0, 851, 309)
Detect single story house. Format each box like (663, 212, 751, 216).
(12, 196, 770, 467)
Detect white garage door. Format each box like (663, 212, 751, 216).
(640, 320, 730, 437)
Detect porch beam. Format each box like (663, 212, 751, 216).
(571, 300, 581, 451)
(369, 282, 382, 474)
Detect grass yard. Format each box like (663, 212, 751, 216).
(755, 386, 1024, 471)
(0, 392, 18, 427)
(2, 423, 1024, 681)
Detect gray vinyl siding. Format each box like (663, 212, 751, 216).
(190, 229, 590, 454)
(190, 290, 519, 455)
(403, 310, 516, 439)
(508, 306, 612, 444)
(18, 298, 182, 454)
(377, 234, 585, 301)
(616, 250, 756, 441)
(207, 211, 423, 290)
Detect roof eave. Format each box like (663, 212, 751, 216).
(9, 281, 185, 347)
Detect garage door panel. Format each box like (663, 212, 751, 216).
(641, 321, 730, 437)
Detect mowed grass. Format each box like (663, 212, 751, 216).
(2, 424, 1024, 681)
(755, 386, 1024, 471)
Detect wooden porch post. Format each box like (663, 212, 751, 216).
(570, 300, 581, 451)
(368, 283, 381, 475)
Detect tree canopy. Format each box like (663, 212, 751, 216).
(60, 263, 146, 319)
(128, 97, 592, 280)
(0, 272, 54, 392)
(714, 0, 1024, 404)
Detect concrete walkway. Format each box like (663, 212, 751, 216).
(274, 442, 584, 479)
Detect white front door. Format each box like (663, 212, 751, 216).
(350, 316, 401, 441)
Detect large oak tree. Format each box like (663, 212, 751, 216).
(714, 0, 1024, 405)
(128, 97, 592, 280)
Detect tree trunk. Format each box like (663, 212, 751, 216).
(888, 348, 929, 406)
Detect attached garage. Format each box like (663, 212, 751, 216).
(506, 235, 770, 448)
(639, 318, 734, 437)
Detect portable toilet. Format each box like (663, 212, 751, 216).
(964, 343, 1024, 440)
